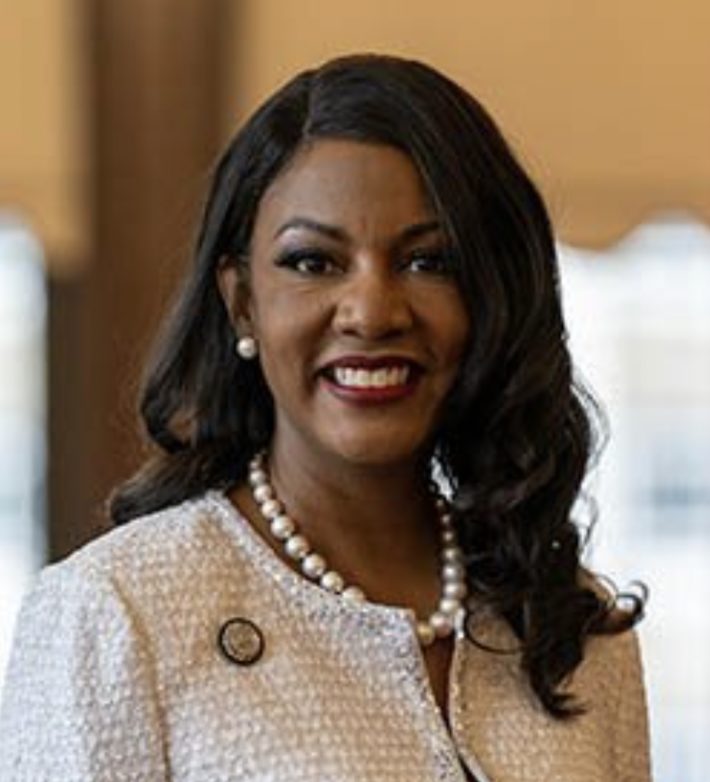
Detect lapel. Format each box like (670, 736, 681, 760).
(449, 608, 617, 782)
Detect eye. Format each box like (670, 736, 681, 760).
(275, 248, 339, 276)
(403, 248, 455, 275)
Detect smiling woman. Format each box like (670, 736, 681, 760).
(216, 140, 469, 469)
(0, 55, 651, 782)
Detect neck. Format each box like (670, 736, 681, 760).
(254, 433, 441, 604)
(239, 443, 468, 647)
(274, 435, 432, 529)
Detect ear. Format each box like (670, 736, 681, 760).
(216, 255, 252, 334)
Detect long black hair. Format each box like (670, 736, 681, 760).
(110, 53, 644, 717)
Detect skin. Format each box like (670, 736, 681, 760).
(217, 139, 470, 714)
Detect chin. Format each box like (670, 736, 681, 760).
(320, 431, 430, 470)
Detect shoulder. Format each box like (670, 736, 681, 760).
(575, 625, 646, 696)
(25, 491, 248, 626)
(464, 599, 646, 712)
(54, 491, 232, 584)
(459, 611, 650, 780)
(574, 570, 648, 694)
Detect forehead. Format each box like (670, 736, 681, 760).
(252, 139, 435, 241)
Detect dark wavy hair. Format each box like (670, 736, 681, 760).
(110, 53, 644, 717)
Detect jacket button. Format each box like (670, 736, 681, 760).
(218, 617, 265, 666)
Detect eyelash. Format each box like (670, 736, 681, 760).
(401, 249, 454, 275)
(275, 248, 337, 275)
(275, 247, 455, 276)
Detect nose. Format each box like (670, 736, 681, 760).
(332, 259, 414, 340)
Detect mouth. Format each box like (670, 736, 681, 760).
(318, 356, 422, 404)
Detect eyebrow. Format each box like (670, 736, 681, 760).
(272, 217, 442, 245)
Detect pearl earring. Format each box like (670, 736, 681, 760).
(236, 335, 258, 360)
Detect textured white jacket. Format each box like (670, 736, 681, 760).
(0, 492, 652, 781)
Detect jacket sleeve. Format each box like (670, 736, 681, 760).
(613, 628, 653, 782)
(0, 561, 168, 782)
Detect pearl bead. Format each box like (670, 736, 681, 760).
(416, 621, 436, 646)
(301, 553, 327, 579)
(342, 585, 367, 603)
(442, 547, 463, 563)
(284, 534, 310, 560)
(320, 571, 345, 594)
(260, 498, 282, 519)
(444, 581, 467, 600)
(253, 484, 275, 504)
(438, 597, 461, 615)
(248, 450, 467, 648)
(430, 611, 454, 637)
(270, 514, 295, 540)
(248, 469, 267, 487)
(442, 562, 465, 581)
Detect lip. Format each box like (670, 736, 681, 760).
(317, 354, 422, 406)
(319, 373, 419, 405)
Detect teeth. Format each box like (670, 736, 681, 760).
(332, 365, 410, 388)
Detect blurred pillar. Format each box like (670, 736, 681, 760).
(50, 0, 228, 558)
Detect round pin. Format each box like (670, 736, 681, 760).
(218, 617, 265, 666)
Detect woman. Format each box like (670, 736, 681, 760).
(0, 54, 651, 781)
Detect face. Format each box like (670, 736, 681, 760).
(219, 139, 469, 470)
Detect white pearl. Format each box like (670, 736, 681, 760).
(342, 586, 367, 603)
(442, 547, 463, 563)
(253, 484, 274, 504)
(285, 534, 310, 560)
(249, 454, 464, 648)
(442, 562, 465, 581)
(320, 571, 345, 593)
(438, 597, 461, 615)
(430, 611, 454, 638)
(416, 621, 436, 646)
(270, 514, 295, 540)
(444, 581, 467, 600)
(260, 498, 283, 519)
(237, 335, 258, 359)
(248, 469, 268, 487)
(301, 553, 327, 579)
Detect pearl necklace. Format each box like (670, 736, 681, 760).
(247, 452, 468, 647)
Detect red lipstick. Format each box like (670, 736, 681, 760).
(318, 354, 421, 406)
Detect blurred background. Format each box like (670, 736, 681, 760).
(1, 1, 709, 778)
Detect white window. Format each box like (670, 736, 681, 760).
(0, 217, 47, 682)
(560, 217, 710, 782)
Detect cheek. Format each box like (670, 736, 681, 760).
(432, 295, 470, 366)
(251, 301, 324, 394)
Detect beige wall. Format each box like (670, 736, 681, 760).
(224, 0, 710, 248)
(0, 0, 90, 274)
(3, 0, 709, 273)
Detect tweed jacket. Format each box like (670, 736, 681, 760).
(0, 492, 652, 782)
